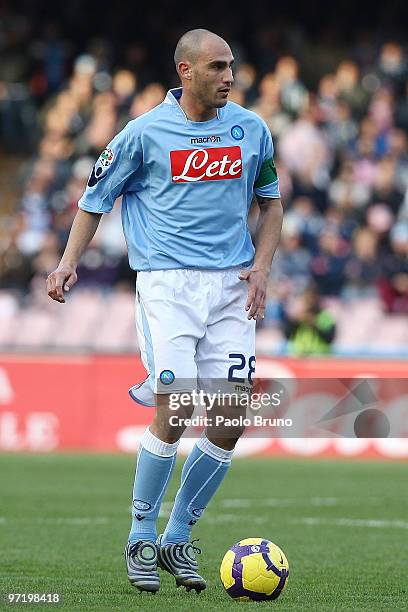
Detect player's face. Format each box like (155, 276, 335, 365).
(192, 42, 234, 109)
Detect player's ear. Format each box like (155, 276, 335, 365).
(178, 61, 192, 80)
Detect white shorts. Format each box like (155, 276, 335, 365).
(130, 268, 256, 405)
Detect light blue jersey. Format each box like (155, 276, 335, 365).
(78, 88, 280, 271)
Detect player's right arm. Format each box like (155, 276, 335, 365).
(47, 120, 143, 303)
(47, 209, 102, 303)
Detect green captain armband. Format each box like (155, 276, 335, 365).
(254, 158, 278, 189)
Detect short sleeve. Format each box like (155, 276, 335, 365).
(254, 120, 280, 199)
(78, 123, 142, 213)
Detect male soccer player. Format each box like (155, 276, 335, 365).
(47, 29, 283, 594)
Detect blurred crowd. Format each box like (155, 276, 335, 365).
(251, 47, 408, 320)
(1, 5, 408, 355)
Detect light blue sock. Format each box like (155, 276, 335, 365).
(128, 428, 179, 544)
(162, 436, 234, 545)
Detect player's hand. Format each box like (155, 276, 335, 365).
(238, 268, 268, 321)
(46, 264, 77, 303)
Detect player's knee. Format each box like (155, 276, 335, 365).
(157, 431, 183, 444)
(228, 429, 245, 447)
(207, 429, 245, 451)
(149, 420, 183, 444)
(152, 396, 195, 443)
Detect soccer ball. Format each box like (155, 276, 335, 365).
(220, 537, 289, 601)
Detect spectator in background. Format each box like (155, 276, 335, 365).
(232, 62, 257, 105)
(31, 230, 61, 282)
(344, 227, 380, 298)
(324, 99, 359, 152)
(84, 92, 117, 151)
(274, 56, 308, 116)
(378, 222, 408, 313)
(284, 195, 325, 251)
(365, 203, 394, 254)
(335, 60, 367, 118)
(310, 228, 349, 295)
(388, 128, 408, 191)
(395, 79, 408, 132)
(271, 217, 312, 291)
(130, 83, 166, 118)
(279, 101, 330, 178)
(112, 69, 137, 123)
(377, 42, 407, 93)
(352, 117, 380, 187)
(329, 159, 370, 215)
(367, 156, 404, 216)
(282, 285, 336, 356)
(250, 72, 291, 137)
(317, 73, 338, 124)
(279, 102, 330, 213)
(0, 214, 35, 291)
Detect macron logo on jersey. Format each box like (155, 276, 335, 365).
(171, 146, 242, 183)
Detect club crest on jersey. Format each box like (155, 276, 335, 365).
(231, 125, 244, 140)
(171, 146, 242, 183)
(159, 370, 175, 385)
(87, 147, 114, 187)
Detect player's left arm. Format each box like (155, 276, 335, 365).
(239, 196, 283, 320)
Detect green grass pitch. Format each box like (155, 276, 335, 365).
(0, 454, 407, 611)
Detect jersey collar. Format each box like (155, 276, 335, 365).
(164, 87, 223, 122)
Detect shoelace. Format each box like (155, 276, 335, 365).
(191, 539, 202, 555)
(175, 538, 202, 556)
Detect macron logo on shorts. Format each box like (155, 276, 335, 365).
(170, 146, 242, 183)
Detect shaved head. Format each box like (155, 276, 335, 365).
(174, 29, 227, 68)
(173, 29, 234, 118)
